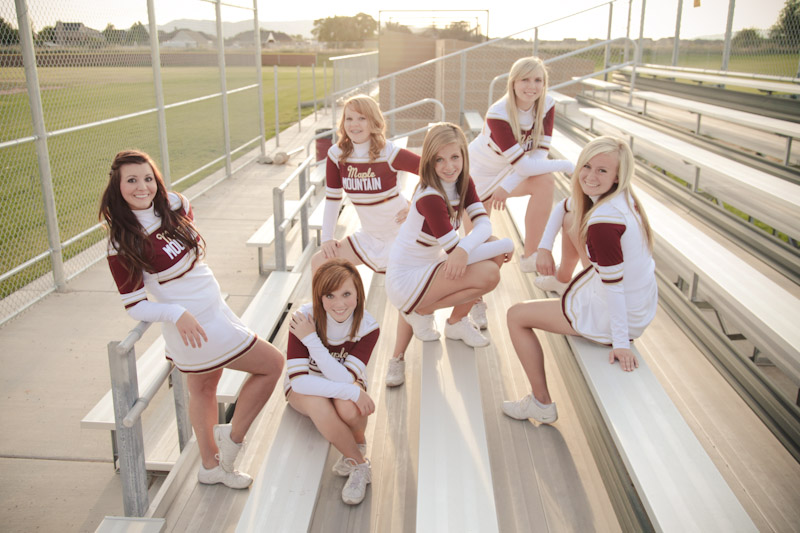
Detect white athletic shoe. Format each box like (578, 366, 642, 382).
(214, 424, 244, 472)
(332, 444, 368, 476)
(341, 459, 372, 505)
(197, 464, 253, 489)
(404, 311, 440, 341)
(534, 275, 568, 296)
(519, 251, 538, 273)
(444, 317, 490, 348)
(469, 300, 488, 330)
(385, 356, 406, 387)
(502, 394, 558, 424)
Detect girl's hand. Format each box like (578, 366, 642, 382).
(288, 311, 316, 339)
(488, 187, 510, 211)
(176, 311, 208, 348)
(321, 240, 340, 259)
(443, 247, 468, 280)
(355, 389, 375, 416)
(394, 205, 410, 224)
(609, 348, 639, 372)
(536, 248, 556, 276)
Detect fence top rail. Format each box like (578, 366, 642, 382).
(331, 1, 619, 101)
(117, 321, 153, 354)
(330, 51, 379, 61)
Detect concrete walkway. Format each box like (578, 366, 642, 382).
(0, 110, 334, 532)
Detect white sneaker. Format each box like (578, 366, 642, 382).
(519, 251, 538, 273)
(404, 311, 440, 341)
(469, 300, 488, 330)
(534, 275, 568, 296)
(385, 356, 406, 387)
(197, 464, 253, 489)
(502, 394, 558, 424)
(332, 443, 368, 476)
(444, 317, 490, 348)
(214, 424, 244, 472)
(342, 459, 372, 505)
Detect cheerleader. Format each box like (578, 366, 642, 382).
(502, 136, 657, 424)
(386, 123, 514, 348)
(468, 56, 574, 275)
(310, 95, 418, 387)
(100, 150, 283, 489)
(285, 259, 379, 505)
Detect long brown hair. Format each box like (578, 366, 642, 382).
(418, 123, 471, 222)
(570, 136, 654, 252)
(311, 258, 366, 347)
(98, 150, 204, 284)
(337, 95, 386, 162)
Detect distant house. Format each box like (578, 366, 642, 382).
(54, 21, 104, 46)
(162, 29, 214, 49)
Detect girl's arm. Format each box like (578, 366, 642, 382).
(286, 329, 361, 401)
(537, 198, 569, 253)
(587, 221, 630, 350)
(289, 311, 353, 383)
(321, 153, 344, 246)
(390, 148, 422, 174)
(107, 255, 186, 324)
(457, 181, 493, 254)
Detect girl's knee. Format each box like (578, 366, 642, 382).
(483, 263, 501, 290)
(334, 399, 362, 425)
(507, 302, 526, 326)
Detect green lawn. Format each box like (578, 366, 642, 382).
(0, 65, 331, 297)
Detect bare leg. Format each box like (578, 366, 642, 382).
(333, 398, 368, 445)
(390, 312, 414, 361)
(187, 370, 224, 469)
(506, 299, 578, 403)
(415, 260, 501, 316)
(225, 339, 284, 443)
(289, 393, 366, 462)
(311, 238, 364, 274)
(507, 173, 555, 258)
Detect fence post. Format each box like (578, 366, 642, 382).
(624, 0, 633, 63)
(171, 368, 192, 451)
(253, 0, 266, 159)
(324, 61, 328, 112)
(721, 0, 736, 72)
(297, 65, 302, 131)
(299, 165, 309, 250)
(604, 2, 613, 80)
(108, 341, 149, 516)
(460, 54, 467, 125)
(273, 188, 286, 271)
(390, 77, 396, 137)
(533, 28, 539, 57)
(671, 0, 683, 66)
(14, 0, 65, 292)
(274, 65, 280, 147)
(146, 0, 171, 187)
(215, 0, 232, 177)
(313, 63, 318, 120)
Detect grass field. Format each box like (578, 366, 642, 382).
(0, 65, 331, 298)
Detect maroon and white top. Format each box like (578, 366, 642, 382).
(321, 139, 420, 242)
(284, 302, 379, 401)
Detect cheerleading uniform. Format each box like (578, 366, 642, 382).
(322, 139, 420, 272)
(468, 94, 573, 201)
(385, 179, 513, 314)
(107, 192, 256, 373)
(551, 193, 658, 349)
(284, 303, 379, 400)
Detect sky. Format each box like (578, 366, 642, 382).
(6, 0, 788, 41)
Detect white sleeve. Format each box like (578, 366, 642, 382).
(457, 214, 492, 254)
(126, 300, 186, 324)
(538, 198, 568, 252)
(320, 197, 342, 243)
(603, 280, 630, 350)
(290, 374, 361, 401)
(466, 238, 514, 265)
(301, 332, 354, 383)
(500, 154, 575, 192)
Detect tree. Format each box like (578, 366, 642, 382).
(125, 21, 149, 45)
(384, 21, 411, 34)
(35, 25, 55, 44)
(312, 13, 377, 43)
(770, 0, 800, 46)
(731, 28, 765, 48)
(0, 17, 19, 45)
(102, 23, 125, 44)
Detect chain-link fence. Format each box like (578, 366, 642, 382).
(0, 0, 272, 325)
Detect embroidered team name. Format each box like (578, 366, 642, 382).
(343, 165, 382, 191)
(520, 130, 534, 152)
(156, 232, 186, 260)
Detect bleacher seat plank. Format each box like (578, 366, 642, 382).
(568, 336, 758, 532)
(95, 516, 166, 533)
(579, 106, 800, 238)
(245, 200, 301, 248)
(463, 111, 484, 139)
(235, 407, 329, 533)
(625, 66, 800, 96)
(416, 310, 499, 533)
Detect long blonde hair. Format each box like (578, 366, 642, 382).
(336, 95, 386, 162)
(504, 56, 548, 148)
(417, 123, 471, 222)
(311, 258, 366, 347)
(570, 136, 654, 252)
